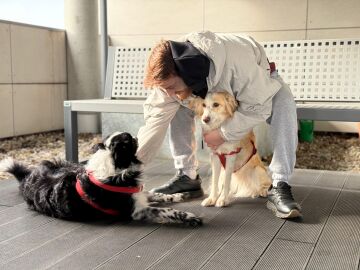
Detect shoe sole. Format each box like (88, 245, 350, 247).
(181, 189, 205, 200)
(266, 201, 302, 219)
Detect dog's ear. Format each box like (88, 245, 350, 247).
(91, 143, 106, 153)
(189, 96, 204, 117)
(223, 93, 238, 117)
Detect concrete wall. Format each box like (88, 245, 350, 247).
(103, 0, 360, 142)
(0, 21, 67, 139)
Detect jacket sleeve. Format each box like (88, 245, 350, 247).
(219, 97, 274, 141)
(136, 88, 180, 164)
(219, 110, 263, 141)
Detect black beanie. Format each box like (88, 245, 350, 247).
(169, 40, 210, 99)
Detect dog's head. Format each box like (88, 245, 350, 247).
(89, 132, 140, 174)
(103, 132, 140, 169)
(86, 132, 140, 180)
(190, 91, 238, 131)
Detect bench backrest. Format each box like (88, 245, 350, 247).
(264, 38, 360, 102)
(105, 38, 360, 102)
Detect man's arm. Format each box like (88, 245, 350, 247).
(136, 88, 180, 164)
(203, 110, 263, 149)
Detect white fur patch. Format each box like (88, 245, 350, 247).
(0, 157, 15, 172)
(85, 149, 115, 179)
(132, 192, 149, 213)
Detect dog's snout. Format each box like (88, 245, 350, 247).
(203, 116, 211, 124)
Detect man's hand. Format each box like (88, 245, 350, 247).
(203, 129, 225, 150)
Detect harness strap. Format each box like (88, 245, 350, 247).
(75, 180, 120, 216)
(267, 58, 276, 74)
(75, 170, 143, 216)
(216, 141, 257, 172)
(216, 148, 242, 168)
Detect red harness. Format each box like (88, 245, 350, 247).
(76, 170, 143, 216)
(216, 141, 257, 172)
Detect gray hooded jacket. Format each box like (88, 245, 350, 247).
(136, 31, 282, 164)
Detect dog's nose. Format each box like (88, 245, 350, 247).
(203, 116, 210, 123)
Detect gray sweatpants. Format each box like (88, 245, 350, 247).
(169, 80, 298, 183)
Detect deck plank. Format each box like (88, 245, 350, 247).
(0, 219, 80, 264)
(343, 172, 360, 191)
(199, 177, 312, 270)
(249, 171, 349, 269)
(306, 189, 360, 270)
(48, 200, 218, 270)
(253, 239, 314, 270)
(0, 161, 359, 270)
(275, 171, 346, 244)
(144, 203, 260, 270)
(1, 221, 115, 270)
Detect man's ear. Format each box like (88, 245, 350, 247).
(91, 143, 105, 153)
(189, 96, 204, 117)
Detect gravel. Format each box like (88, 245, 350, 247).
(0, 130, 359, 180)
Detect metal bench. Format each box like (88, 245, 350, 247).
(64, 38, 360, 162)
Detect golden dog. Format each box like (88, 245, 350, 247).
(190, 92, 271, 207)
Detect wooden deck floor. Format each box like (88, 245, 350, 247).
(0, 159, 359, 270)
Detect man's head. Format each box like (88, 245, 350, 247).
(144, 40, 192, 100)
(144, 39, 210, 100)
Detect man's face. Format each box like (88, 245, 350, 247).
(157, 76, 192, 100)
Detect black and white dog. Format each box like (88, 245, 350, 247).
(0, 132, 202, 226)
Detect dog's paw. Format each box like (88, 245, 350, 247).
(184, 216, 203, 227)
(171, 193, 184, 202)
(201, 196, 217, 207)
(259, 189, 268, 198)
(215, 197, 230, 207)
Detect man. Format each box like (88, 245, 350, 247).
(136, 31, 301, 219)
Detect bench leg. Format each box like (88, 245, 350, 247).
(64, 104, 79, 163)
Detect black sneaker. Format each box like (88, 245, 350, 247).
(267, 182, 302, 219)
(150, 170, 204, 199)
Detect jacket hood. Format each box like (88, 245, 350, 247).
(184, 31, 226, 91)
(169, 40, 210, 99)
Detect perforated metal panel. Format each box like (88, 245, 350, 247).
(111, 47, 152, 99)
(111, 39, 360, 102)
(261, 39, 360, 101)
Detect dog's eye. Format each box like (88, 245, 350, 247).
(202, 103, 206, 107)
(213, 103, 219, 107)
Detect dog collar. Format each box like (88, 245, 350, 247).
(216, 141, 257, 171)
(86, 170, 143, 193)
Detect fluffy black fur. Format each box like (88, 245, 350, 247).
(0, 132, 202, 226)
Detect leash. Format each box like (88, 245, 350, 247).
(216, 141, 257, 172)
(76, 170, 143, 216)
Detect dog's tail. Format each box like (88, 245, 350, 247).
(0, 157, 31, 182)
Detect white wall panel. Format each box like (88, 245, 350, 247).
(52, 31, 67, 83)
(308, 0, 360, 29)
(108, 0, 203, 35)
(11, 25, 53, 83)
(204, 0, 307, 32)
(0, 85, 14, 138)
(307, 28, 360, 39)
(13, 84, 52, 135)
(0, 23, 11, 83)
(241, 30, 306, 42)
(110, 34, 182, 47)
(50, 84, 67, 130)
